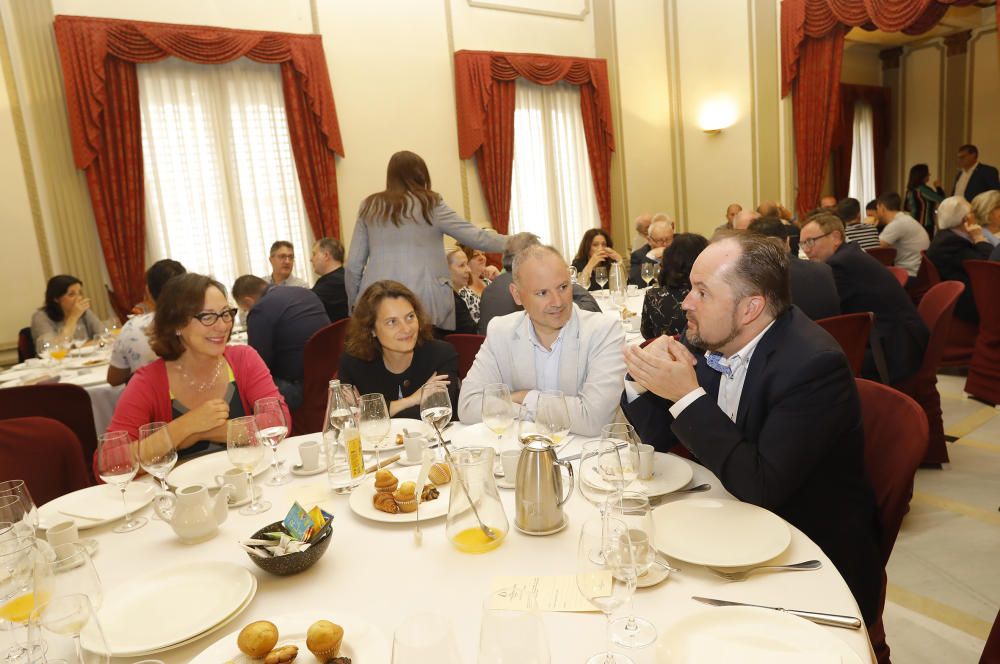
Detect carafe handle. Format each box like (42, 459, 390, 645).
(555, 458, 574, 507)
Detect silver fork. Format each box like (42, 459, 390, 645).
(708, 559, 822, 581)
(649, 483, 711, 507)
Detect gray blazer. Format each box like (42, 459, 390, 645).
(458, 305, 626, 436)
(345, 197, 507, 330)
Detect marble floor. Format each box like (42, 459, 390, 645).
(881, 373, 998, 663)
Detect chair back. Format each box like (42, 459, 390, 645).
(0, 384, 97, 482)
(17, 328, 35, 362)
(964, 261, 1000, 405)
(293, 318, 351, 435)
(887, 266, 908, 287)
(0, 417, 92, 505)
(867, 247, 897, 266)
(816, 313, 874, 376)
(906, 251, 940, 305)
(982, 608, 1000, 664)
(443, 334, 486, 380)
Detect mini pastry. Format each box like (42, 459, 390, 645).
(307, 620, 344, 661)
(373, 469, 398, 494)
(237, 620, 279, 658)
(372, 492, 399, 514)
(393, 481, 417, 513)
(395, 433, 404, 445)
(420, 485, 440, 502)
(264, 645, 299, 664)
(428, 462, 451, 486)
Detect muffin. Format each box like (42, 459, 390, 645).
(428, 462, 451, 486)
(373, 469, 398, 494)
(307, 620, 344, 661)
(236, 620, 279, 658)
(393, 481, 417, 513)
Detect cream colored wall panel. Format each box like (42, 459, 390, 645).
(467, 0, 588, 20)
(969, 31, 999, 169)
(901, 45, 943, 187)
(450, 0, 595, 56)
(841, 44, 883, 86)
(612, 0, 674, 238)
(51, 0, 312, 32)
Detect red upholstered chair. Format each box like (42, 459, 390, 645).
(293, 318, 351, 436)
(0, 417, 92, 505)
(964, 261, 1000, 405)
(905, 252, 940, 306)
(0, 384, 97, 483)
(856, 378, 929, 664)
(982, 608, 1000, 664)
(444, 333, 486, 380)
(867, 247, 897, 266)
(898, 281, 964, 465)
(887, 266, 908, 287)
(816, 313, 874, 376)
(941, 318, 977, 367)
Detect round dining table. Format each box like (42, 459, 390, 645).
(53, 420, 876, 664)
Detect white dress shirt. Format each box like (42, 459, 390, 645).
(521, 319, 568, 416)
(954, 162, 978, 200)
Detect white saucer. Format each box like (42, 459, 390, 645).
(637, 556, 671, 588)
(227, 489, 260, 508)
(290, 464, 325, 477)
(394, 455, 423, 467)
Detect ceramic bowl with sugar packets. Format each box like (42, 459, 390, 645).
(243, 519, 333, 576)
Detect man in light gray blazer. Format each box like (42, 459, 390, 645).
(458, 245, 626, 437)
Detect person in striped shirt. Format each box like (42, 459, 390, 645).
(835, 198, 880, 251)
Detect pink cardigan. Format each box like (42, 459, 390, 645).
(106, 344, 291, 445)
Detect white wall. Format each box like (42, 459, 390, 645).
(901, 44, 945, 186)
(969, 29, 999, 167)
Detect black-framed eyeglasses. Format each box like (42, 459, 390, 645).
(800, 232, 832, 249)
(192, 308, 238, 326)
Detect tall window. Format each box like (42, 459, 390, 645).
(509, 79, 599, 258)
(847, 100, 877, 208)
(138, 57, 314, 290)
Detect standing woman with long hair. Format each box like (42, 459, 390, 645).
(904, 163, 946, 239)
(345, 151, 510, 333)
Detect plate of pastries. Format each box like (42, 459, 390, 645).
(348, 463, 452, 523)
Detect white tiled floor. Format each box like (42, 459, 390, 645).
(881, 374, 998, 663)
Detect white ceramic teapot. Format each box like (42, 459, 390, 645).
(154, 483, 232, 543)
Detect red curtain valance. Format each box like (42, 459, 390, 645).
(53, 15, 344, 315)
(454, 50, 615, 235)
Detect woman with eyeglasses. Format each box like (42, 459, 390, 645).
(106, 273, 288, 460)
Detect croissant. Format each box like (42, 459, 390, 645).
(372, 492, 399, 514)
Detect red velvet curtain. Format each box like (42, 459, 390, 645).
(454, 50, 615, 235)
(780, 0, 984, 216)
(832, 84, 891, 200)
(53, 15, 344, 312)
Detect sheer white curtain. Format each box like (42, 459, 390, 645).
(138, 57, 314, 291)
(509, 79, 599, 259)
(848, 100, 876, 207)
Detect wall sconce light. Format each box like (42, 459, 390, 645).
(698, 97, 738, 135)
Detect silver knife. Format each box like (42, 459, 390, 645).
(692, 596, 862, 630)
(559, 441, 628, 463)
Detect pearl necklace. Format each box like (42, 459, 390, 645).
(173, 357, 224, 392)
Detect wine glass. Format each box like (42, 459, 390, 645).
(49, 544, 102, 611)
(41, 338, 69, 365)
(94, 432, 146, 534)
(30, 593, 109, 664)
(419, 384, 452, 437)
(601, 423, 641, 490)
(478, 590, 550, 664)
(137, 423, 177, 500)
(359, 394, 391, 470)
(576, 516, 636, 664)
(535, 391, 570, 450)
(604, 492, 657, 648)
(254, 397, 289, 486)
(0, 537, 39, 628)
(640, 262, 657, 288)
(226, 416, 270, 515)
(481, 384, 513, 445)
(578, 440, 624, 515)
(70, 326, 89, 352)
(594, 266, 609, 291)
(391, 612, 462, 664)
(0, 482, 37, 535)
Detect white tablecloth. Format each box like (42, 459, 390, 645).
(59, 426, 874, 664)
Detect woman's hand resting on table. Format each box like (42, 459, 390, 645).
(390, 372, 450, 416)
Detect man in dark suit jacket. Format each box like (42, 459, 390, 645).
(748, 217, 840, 320)
(953, 144, 1000, 202)
(309, 237, 348, 322)
(927, 196, 993, 323)
(800, 213, 928, 386)
(621, 233, 881, 627)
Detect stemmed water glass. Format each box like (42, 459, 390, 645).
(0, 482, 36, 535)
(30, 593, 109, 664)
(359, 393, 391, 470)
(576, 516, 637, 664)
(95, 432, 146, 534)
(640, 262, 657, 288)
(478, 590, 550, 663)
(254, 397, 290, 486)
(0, 536, 48, 663)
(419, 384, 452, 435)
(600, 423, 641, 491)
(137, 422, 177, 500)
(604, 491, 658, 648)
(391, 612, 462, 664)
(227, 416, 270, 515)
(49, 543, 102, 611)
(535, 391, 570, 450)
(481, 384, 513, 446)
(578, 440, 625, 515)
(594, 265, 609, 292)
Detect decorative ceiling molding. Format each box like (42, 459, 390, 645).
(466, 0, 589, 21)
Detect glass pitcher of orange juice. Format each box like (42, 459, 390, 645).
(445, 447, 508, 554)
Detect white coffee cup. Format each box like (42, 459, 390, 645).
(215, 468, 249, 503)
(45, 519, 79, 549)
(298, 440, 321, 471)
(500, 450, 521, 482)
(638, 444, 655, 480)
(626, 284, 639, 297)
(403, 433, 425, 463)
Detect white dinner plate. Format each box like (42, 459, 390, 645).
(656, 606, 862, 663)
(582, 453, 694, 497)
(38, 482, 157, 530)
(188, 612, 390, 664)
(348, 465, 451, 523)
(83, 562, 257, 657)
(167, 450, 270, 489)
(363, 417, 427, 452)
(652, 498, 791, 567)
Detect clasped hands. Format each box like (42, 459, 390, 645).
(623, 335, 701, 403)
